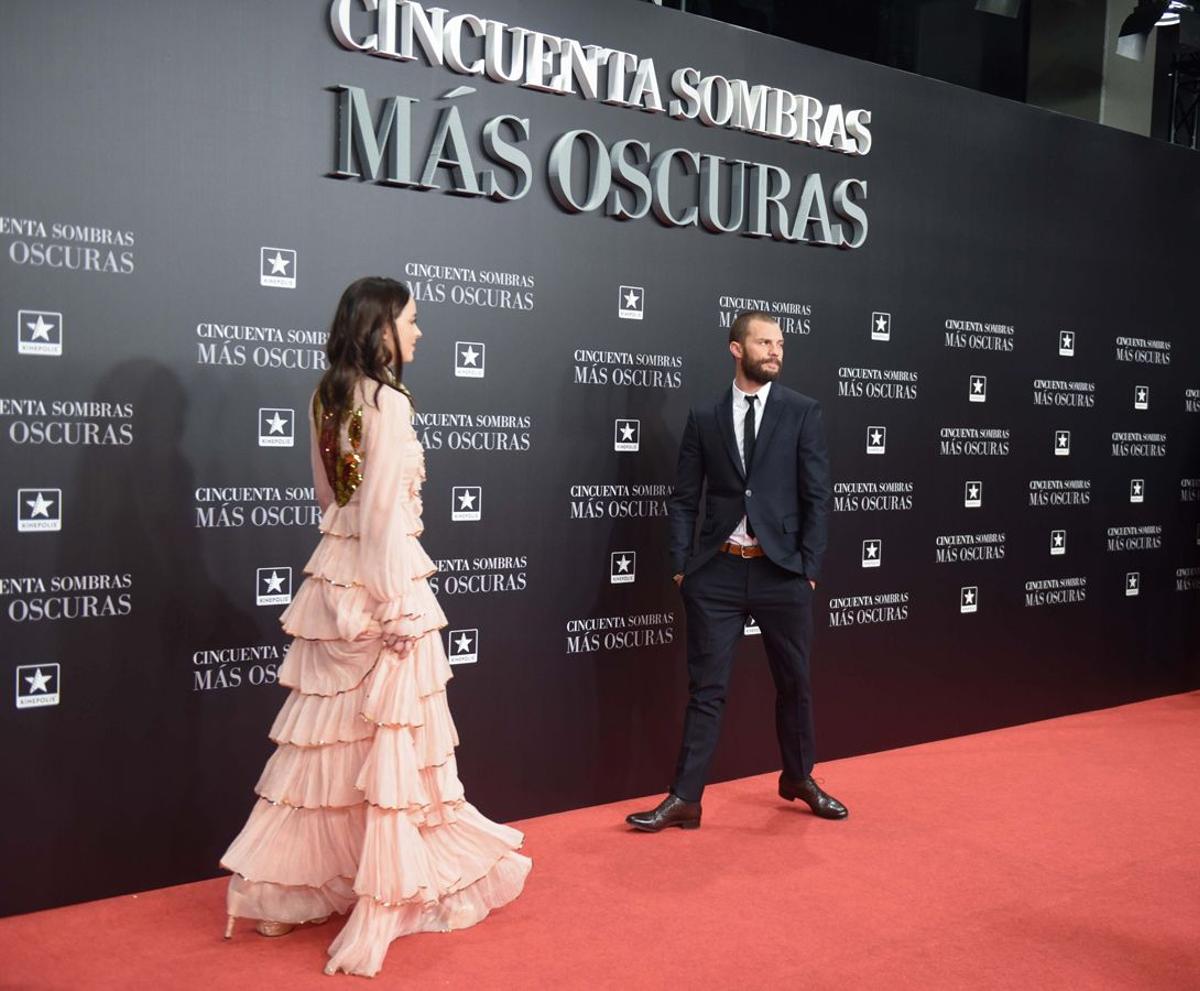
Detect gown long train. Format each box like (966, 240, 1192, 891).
(221, 382, 530, 977)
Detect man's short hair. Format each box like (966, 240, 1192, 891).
(729, 310, 777, 345)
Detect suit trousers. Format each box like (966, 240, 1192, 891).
(671, 552, 816, 802)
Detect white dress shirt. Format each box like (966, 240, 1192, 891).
(726, 380, 771, 547)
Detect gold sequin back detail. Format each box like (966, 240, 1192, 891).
(317, 400, 365, 507)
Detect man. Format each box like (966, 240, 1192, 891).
(626, 311, 846, 831)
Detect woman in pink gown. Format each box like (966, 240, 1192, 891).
(221, 277, 531, 977)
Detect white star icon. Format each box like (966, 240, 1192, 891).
(24, 668, 52, 693)
(267, 252, 290, 274)
(1053, 533, 1065, 547)
(1057, 434, 1069, 448)
(875, 314, 888, 333)
(460, 346, 479, 366)
(26, 492, 54, 517)
(263, 571, 286, 593)
(623, 289, 640, 309)
(454, 633, 473, 654)
(615, 555, 632, 573)
(968, 484, 980, 499)
(1132, 481, 1143, 495)
(1136, 388, 1148, 403)
(971, 378, 984, 394)
(458, 490, 476, 510)
(265, 412, 288, 434)
(963, 589, 976, 605)
(1127, 575, 1138, 589)
(865, 543, 879, 558)
(619, 423, 636, 442)
(27, 315, 54, 340)
(870, 429, 883, 445)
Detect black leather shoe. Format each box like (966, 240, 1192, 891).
(779, 775, 848, 819)
(625, 794, 702, 832)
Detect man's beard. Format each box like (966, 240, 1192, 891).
(744, 355, 781, 384)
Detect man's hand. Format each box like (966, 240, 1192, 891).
(673, 573, 684, 587)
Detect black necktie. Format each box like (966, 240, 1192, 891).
(744, 393, 758, 473)
(744, 394, 758, 539)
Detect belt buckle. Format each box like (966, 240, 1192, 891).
(739, 544, 753, 559)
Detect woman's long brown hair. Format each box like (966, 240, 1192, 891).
(315, 276, 411, 423)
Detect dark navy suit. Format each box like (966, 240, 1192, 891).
(666, 384, 831, 801)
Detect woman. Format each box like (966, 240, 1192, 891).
(221, 277, 530, 977)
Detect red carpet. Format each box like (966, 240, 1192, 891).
(3, 692, 1198, 990)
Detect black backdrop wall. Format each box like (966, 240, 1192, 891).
(1, 0, 1197, 917)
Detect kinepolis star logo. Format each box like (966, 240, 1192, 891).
(406, 262, 534, 311)
(871, 311, 891, 341)
(969, 375, 987, 404)
(256, 567, 292, 606)
(1126, 572, 1141, 597)
(451, 485, 482, 522)
(1134, 385, 1149, 411)
(828, 591, 909, 628)
(17, 488, 61, 532)
(1050, 529, 1067, 556)
(944, 318, 1015, 352)
(15, 663, 59, 709)
(258, 408, 295, 448)
(260, 247, 296, 289)
(866, 426, 886, 455)
(455, 341, 485, 378)
(960, 586, 978, 614)
(1130, 478, 1145, 504)
(618, 285, 644, 320)
(1, 573, 133, 623)
(614, 419, 640, 452)
(861, 539, 882, 568)
(17, 310, 62, 356)
(964, 481, 982, 509)
(610, 551, 637, 584)
(1054, 430, 1071, 456)
(1059, 331, 1075, 357)
(447, 628, 478, 665)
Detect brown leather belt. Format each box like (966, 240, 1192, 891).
(720, 541, 765, 558)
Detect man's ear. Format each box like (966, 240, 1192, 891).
(729, 340, 742, 361)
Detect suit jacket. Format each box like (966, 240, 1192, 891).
(667, 384, 831, 580)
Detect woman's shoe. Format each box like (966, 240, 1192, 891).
(255, 920, 296, 937)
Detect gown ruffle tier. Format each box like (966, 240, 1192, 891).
(221, 384, 530, 977)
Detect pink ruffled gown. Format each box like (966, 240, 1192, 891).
(221, 381, 530, 977)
